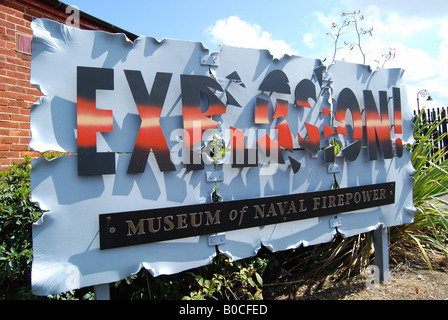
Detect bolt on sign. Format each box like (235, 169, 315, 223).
(30, 19, 415, 295)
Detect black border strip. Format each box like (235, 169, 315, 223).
(99, 182, 395, 249)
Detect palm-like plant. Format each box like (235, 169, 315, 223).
(390, 109, 448, 269)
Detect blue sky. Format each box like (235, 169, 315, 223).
(65, 0, 448, 110)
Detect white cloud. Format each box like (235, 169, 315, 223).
(205, 16, 298, 59)
(438, 21, 448, 70)
(383, 14, 432, 37)
(347, 0, 448, 20)
(387, 43, 437, 80)
(313, 5, 448, 109)
(384, 42, 442, 110)
(205, 10, 448, 109)
(357, 37, 445, 110)
(303, 33, 314, 49)
(381, 18, 448, 109)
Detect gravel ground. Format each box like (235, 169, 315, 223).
(264, 249, 448, 300)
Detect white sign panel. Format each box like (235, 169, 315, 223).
(30, 19, 415, 295)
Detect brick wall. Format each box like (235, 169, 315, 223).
(0, 1, 41, 168)
(0, 0, 136, 170)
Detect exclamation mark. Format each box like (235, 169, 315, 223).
(393, 87, 403, 158)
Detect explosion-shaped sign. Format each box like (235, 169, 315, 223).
(30, 19, 415, 295)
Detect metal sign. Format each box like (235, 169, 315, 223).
(30, 19, 415, 295)
(100, 182, 395, 249)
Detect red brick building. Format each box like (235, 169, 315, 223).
(0, 0, 137, 169)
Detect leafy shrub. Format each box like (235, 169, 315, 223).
(0, 156, 94, 300)
(183, 253, 264, 300)
(0, 157, 42, 299)
(110, 250, 275, 300)
(110, 267, 194, 300)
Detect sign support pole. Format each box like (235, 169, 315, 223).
(374, 225, 390, 282)
(94, 283, 111, 300)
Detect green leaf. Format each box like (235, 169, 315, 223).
(255, 272, 263, 286)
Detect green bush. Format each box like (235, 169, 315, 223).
(0, 157, 42, 299)
(109, 249, 277, 300)
(0, 156, 94, 300)
(183, 253, 264, 300)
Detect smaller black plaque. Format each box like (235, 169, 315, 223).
(99, 182, 395, 249)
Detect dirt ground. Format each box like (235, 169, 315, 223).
(264, 247, 448, 300)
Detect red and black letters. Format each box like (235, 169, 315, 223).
(76, 66, 404, 176)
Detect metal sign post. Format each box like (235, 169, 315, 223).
(374, 225, 390, 282)
(94, 283, 110, 300)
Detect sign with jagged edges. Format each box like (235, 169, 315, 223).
(30, 18, 415, 295)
